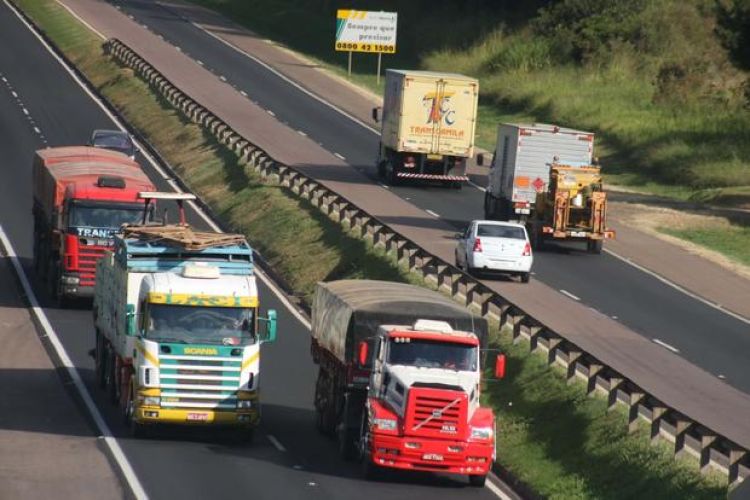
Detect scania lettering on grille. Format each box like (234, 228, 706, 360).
(184, 347, 218, 355)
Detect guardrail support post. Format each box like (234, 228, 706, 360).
(728, 448, 747, 486)
(650, 405, 668, 443)
(607, 377, 623, 410)
(526, 324, 542, 351)
(586, 364, 603, 395)
(699, 432, 717, 474)
(627, 392, 645, 433)
(673, 418, 692, 458)
(547, 336, 562, 365)
(566, 350, 582, 383)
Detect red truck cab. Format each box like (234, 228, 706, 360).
(32, 146, 155, 303)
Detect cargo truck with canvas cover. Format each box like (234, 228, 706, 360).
(482, 124, 614, 253)
(93, 206, 277, 439)
(373, 70, 478, 188)
(311, 280, 505, 487)
(32, 146, 155, 303)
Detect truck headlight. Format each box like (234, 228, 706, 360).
(372, 418, 397, 431)
(237, 400, 254, 409)
(471, 426, 493, 440)
(61, 276, 80, 285)
(141, 396, 160, 407)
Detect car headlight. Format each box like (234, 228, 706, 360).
(237, 400, 254, 409)
(141, 396, 160, 407)
(372, 418, 397, 431)
(471, 426, 493, 440)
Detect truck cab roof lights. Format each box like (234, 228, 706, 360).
(413, 319, 453, 333)
(182, 264, 221, 279)
(97, 175, 126, 189)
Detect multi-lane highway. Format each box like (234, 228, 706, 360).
(0, 2, 514, 498)
(101, 0, 750, 392)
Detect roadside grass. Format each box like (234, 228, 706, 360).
(16, 0, 728, 497)
(661, 225, 750, 267)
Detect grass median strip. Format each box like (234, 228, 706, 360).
(15, 0, 728, 497)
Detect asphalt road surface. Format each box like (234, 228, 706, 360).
(0, 3, 513, 498)
(108, 0, 750, 393)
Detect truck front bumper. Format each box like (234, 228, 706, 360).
(369, 434, 493, 475)
(134, 407, 259, 427)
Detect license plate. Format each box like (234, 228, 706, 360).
(187, 413, 209, 421)
(422, 453, 444, 461)
(426, 154, 443, 161)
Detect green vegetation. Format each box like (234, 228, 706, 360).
(15, 0, 728, 496)
(663, 224, 750, 267)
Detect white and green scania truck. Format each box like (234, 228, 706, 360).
(92, 193, 277, 439)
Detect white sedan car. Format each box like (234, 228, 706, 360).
(455, 220, 533, 282)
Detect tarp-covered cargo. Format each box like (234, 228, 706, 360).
(312, 280, 487, 363)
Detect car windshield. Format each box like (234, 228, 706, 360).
(92, 132, 134, 156)
(68, 202, 143, 229)
(146, 304, 256, 346)
(477, 224, 525, 239)
(388, 338, 477, 371)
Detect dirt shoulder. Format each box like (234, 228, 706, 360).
(0, 255, 122, 499)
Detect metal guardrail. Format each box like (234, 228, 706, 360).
(103, 38, 748, 486)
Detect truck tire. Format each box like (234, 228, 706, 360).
(95, 330, 106, 389)
(106, 350, 119, 405)
(314, 369, 336, 436)
(469, 474, 487, 487)
(386, 163, 400, 186)
(484, 192, 495, 220)
(359, 415, 380, 480)
(587, 239, 603, 254)
(377, 161, 386, 178)
(338, 392, 363, 460)
(124, 377, 147, 438)
(519, 272, 531, 284)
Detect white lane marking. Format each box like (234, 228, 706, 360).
(175, 45, 181, 52)
(54, 0, 106, 39)
(559, 289, 581, 301)
(179, 15, 381, 135)
(196, 59, 203, 66)
(33, 126, 41, 134)
(718, 374, 726, 380)
(3, 1, 148, 497)
(0, 226, 148, 500)
(652, 338, 680, 354)
(425, 209, 440, 218)
(379, 183, 389, 189)
(468, 179, 486, 192)
(486, 476, 514, 500)
(22, 107, 29, 115)
(333, 152, 345, 161)
(239, 90, 248, 97)
(219, 75, 227, 82)
(11, 90, 17, 98)
(604, 248, 750, 325)
(267, 434, 287, 452)
(266, 109, 275, 117)
(297, 130, 307, 137)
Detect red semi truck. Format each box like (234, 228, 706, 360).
(311, 280, 505, 486)
(32, 146, 155, 304)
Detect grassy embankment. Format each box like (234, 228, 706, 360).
(16, 0, 727, 497)
(191, 0, 750, 270)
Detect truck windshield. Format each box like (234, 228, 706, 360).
(388, 339, 477, 371)
(146, 304, 256, 346)
(68, 201, 143, 229)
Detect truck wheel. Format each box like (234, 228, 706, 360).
(234, 427, 255, 444)
(359, 416, 380, 480)
(519, 272, 530, 284)
(95, 331, 106, 389)
(451, 181, 463, 190)
(314, 369, 335, 436)
(587, 239, 603, 254)
(377, 161, 386, 178)
(469, 474, 487, 487)
(106, 351, 119, 405)
(338, 426, 357, 461)
(124, 378, 147, 438)
(386, 163, 400, 186)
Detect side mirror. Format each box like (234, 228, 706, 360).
(126, 303, 137, 336)
(494, 353, 506, 379)
(259, 309, 277, 343)
(358, 340, 369, 367)
(371, 107, 380, 122)
(476, 153, 484, 166)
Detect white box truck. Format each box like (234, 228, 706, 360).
(373, 70, 478, 189)
(483, 123, 594, 220)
